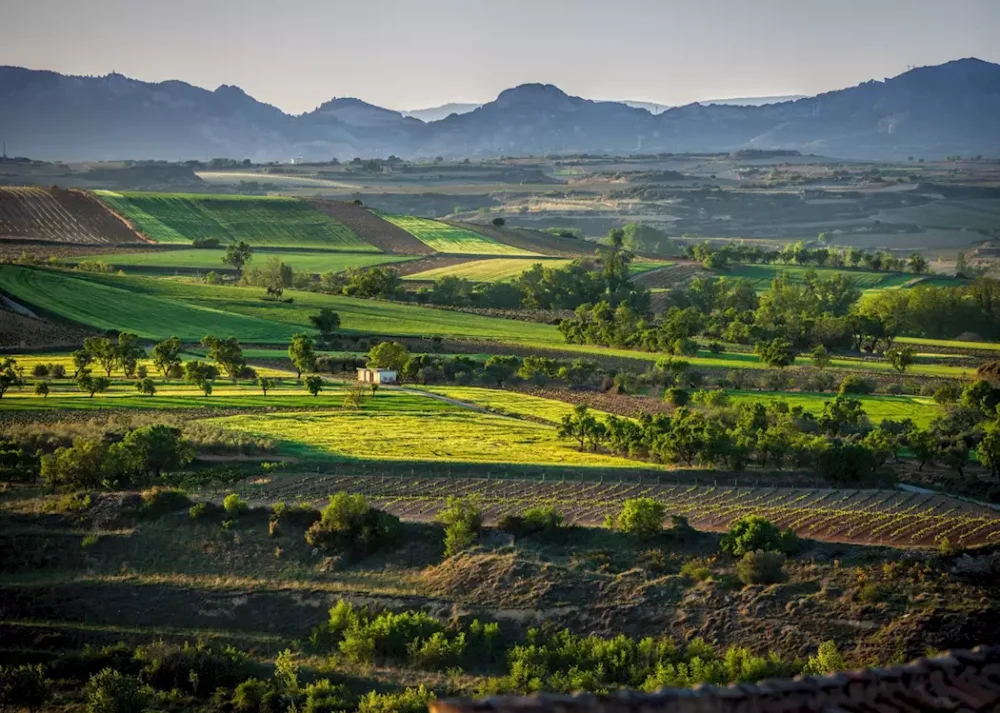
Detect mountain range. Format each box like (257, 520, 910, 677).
(1, 59, 998, 162)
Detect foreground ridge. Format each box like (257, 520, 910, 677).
(431, 646, 1000, 713)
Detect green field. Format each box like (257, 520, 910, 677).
(64, 249, 415, 274)
(630, 260, 674, 274)
(205, 399, 643, 468)
(0, 266, 559, 343)
(897, 336, 1000, 352)
(416, 385, 611, 423)
(721, 265, 918, 291)
(727, 390, 943, 427)
(404, 257, 572, 282)
(94, 191, 376, 250)
(379, 214, 537, 255)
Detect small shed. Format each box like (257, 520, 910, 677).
(357, 367, 397, 385)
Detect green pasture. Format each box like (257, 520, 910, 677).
(897, 336, 1000, 352)
(415, 385, 612, 424)
(379, 214, 537, 255)
(93, 191, 375, 250)
(63, 249, 416, 274)
(718, 264, 916, 291)
(726, 390, 943, 428)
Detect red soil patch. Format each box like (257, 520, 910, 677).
(0, 187, 145, 244)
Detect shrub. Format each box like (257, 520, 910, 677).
(223, 492, 249, 516)
(885, 382, 904, 395)
(305, 493, 401, 556)
(302, 679, 352, 713)
(357, 685, 435, 713)
(802, 641, 846, 675)
(500, 506, 564, 538)
(189, 502, 209, 520)
(134, 641, 250, 698)
(839, 375, 875, 395)
(0, 663, 50, 713)
(138, 486, 192, 518)
(85, 669, 150, 713)
(607, 497, 665, 538)
(31, 364, 49, 377)
(435, 497, 483, 556)
(736, 550, 786, 585)
(720, 515, 798, 557)
(665, 387, 690, 407)
(933, 383, 962, 404)
(679, 559, 713, 582)
(231, 678, 279, 713)
(51, 363, 67, 378)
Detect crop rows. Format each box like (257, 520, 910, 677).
(237, 474, 1000, 548)
(378, 213, 538, 256)
(0, 187, 141, 244)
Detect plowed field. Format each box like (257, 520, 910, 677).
(308, 200, 434, 254)
(0, 187, 143, 244)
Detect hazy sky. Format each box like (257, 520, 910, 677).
(2, 0, 998, 113)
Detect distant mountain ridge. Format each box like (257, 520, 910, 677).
(1, 59, 998, 161)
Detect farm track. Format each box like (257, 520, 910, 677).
(308, 200, 434, 254)
(234, 474, 1000, 549)
(0, 187, 144, 244)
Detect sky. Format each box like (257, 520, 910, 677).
(2, 0, 999, 114)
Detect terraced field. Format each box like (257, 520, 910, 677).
(379, 213, 538, 255)
(94, 191, 376, 250)
(62, 248, 416, 274)
(308, 200, 434, 254)
(403, 257, 572, 282)
(240, 474, 1000, 549)
(0, 186, 143, 244)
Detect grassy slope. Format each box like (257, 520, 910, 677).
(415, 385, 611, 423)
(64, 249, 416, 274)
(0, 267, 975, 378)
(403, 258, 572, 282)
(727, 390, 943, 428)
(204, 397, 644, 468)
(380, 214, 538, 256)
(94, 191, 376, 251)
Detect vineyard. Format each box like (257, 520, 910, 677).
(238, 473, 1000, 549)
(93, 191, 376, 250)
(379, 213, 539, 255)
(0, 186, 143, 244)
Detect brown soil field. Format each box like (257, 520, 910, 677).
(633, 261, 707, 288)
(393, 255, 475, 276)
(308, 199, 434, 254)
(0, 307, 95, 350)
(0, 187, 145, 244)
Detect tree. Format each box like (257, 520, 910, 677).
(257, 376, 275, 396)
(754, 338, 796, 369)
(288, 333, 317, 378)
(223, 240, 253, 273)
(908, 428, 937, 471)
(201, 335, 245, 381)
(135, 377, 156, 397)
(84, 336, 117, 377)
(977, 420, 1000, 477)
(0, 663, 50, 713)
(607, 497, 665, 537)
(558, 404, 596, 450)
(810, 345, 831, 371)
(885, 346, 915, 373)
(907, 252, 928, 274)
(184, 360, 218, 396)
(435, 497, 483, 556)
(72, 349, 93, 378)
(151, 337, 182, 378)
(305, 375, 324, 396)
(309, 308, 341, 339)
(367, 341, 409, 371)
(0, 358, 19, 399)
(491, 217, 506, 227)
(85, 668, 150, 713)
(483, 355, 520, 387)
(34, 381, 49, 398)
(113, 425, 194, 480)
(76, 372, 109, 398)
(114, 332, 143, 378)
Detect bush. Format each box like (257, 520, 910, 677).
(885, 382, 904, 395)
(85, 669, 150, 713)
(499, 505, 564, 538)
(189, 502, 210, 520)
(138, 486, 192, 518)
(839, 375, 875, 395)
(231, 678, 279, 713)
(0, 664, 50, 713)
(134, 640, 250, 698)
(302, 679, 352, 713)
(607, 498, 665, 538)
(934, 383, 962, 404)
(51, 363, 67, 378)
(665, 387, 690, 407)
(31, 364, 49, 377)
(679, 559, 713, 582)
(223, 492, 249, 516)
(357, 685, 435, 713)
(305, 492, 401, 556)
(802, 641, 846, 675)
(720, 515, 798, 557)
(435, 497, 483, 556)
(736, 550, 786, 585)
